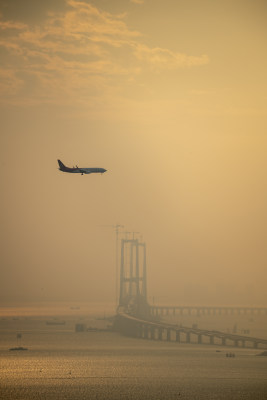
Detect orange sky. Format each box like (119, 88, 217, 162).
(0, 0, 267, 309)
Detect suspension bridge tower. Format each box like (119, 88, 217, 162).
(118, 238, 149, 317)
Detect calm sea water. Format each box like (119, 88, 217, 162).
(0, 317, 267, 399)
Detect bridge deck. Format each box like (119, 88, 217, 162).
(150, 305, 267, 316)
(116, 312, 267, 349)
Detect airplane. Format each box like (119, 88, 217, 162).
(58, 160, 107, 175)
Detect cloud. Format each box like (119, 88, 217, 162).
(133, 44, 209, 71)
(130, 0, 144, 4)
(0, 69, 24, 96)
(0, 19, 27, 31)
(0, 0, 209, 108)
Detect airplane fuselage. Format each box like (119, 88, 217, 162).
(61, 167, 106, 174)
(58, 160, 107, 175)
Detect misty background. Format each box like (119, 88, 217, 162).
(0, 0, 267, 308)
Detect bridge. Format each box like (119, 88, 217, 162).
(150, 305, 267, 317)
(114, 238, 267, 349)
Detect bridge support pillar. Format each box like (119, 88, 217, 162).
(144, 326, 148, 339)
(234, 339, 239, 347)
(222, 337, 226, 346)
(150, 327, 155, 340)
(176, 331, 180, 343)
(158, 328, 163, 341)
(186, 332, 190, 343)
(137, 324, 143, 338)
(167, 329, 171, 342)
(198, 334, 202, 344)
(241, 340, 245, 348)
(209, 336, 214, 345)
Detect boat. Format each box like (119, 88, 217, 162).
(46, 320, 66, 325)
(9, 346, 28, 351)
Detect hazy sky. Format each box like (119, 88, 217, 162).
(1, 0, 267, 308)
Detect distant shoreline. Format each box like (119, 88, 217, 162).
(0, 302, 116, 318)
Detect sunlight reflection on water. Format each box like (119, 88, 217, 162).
(0, 317, 267, 399)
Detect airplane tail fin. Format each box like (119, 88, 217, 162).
(58, 159, 66, 170)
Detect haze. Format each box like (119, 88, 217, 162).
(1, 0, 267, 311)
